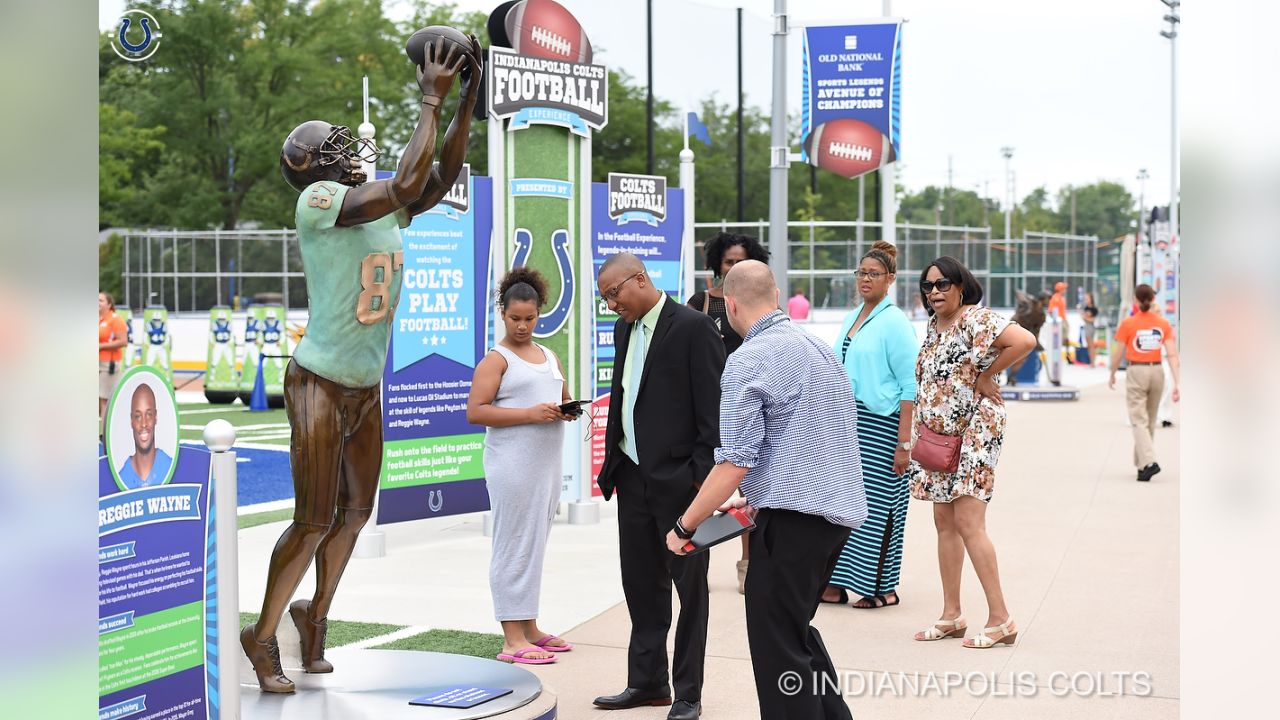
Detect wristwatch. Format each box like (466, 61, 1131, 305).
(899, 441, 912, 452)
(673, 516, 695, 540)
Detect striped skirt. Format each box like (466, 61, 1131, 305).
(828, 401, 909, 598)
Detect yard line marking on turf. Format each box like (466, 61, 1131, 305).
(224, 441, 291, 452)
(345, 626, 433, 650)
(178, 439, 290, 452)
(179, 407, 251, 415)
(236, 432, 293, 442)
(180, 423, 289, 432)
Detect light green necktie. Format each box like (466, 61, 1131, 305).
(620, 320, 646, 464)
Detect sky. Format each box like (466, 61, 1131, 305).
(100, 0, 1178, 213)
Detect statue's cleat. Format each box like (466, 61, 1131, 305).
(241, 624, 295, 693)
(289, 600, 334, 673)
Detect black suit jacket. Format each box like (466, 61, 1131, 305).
(597, 296, 726, 503)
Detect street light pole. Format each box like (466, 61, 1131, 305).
(767, 0, 789, 295)
(1136, 168, 1149, 243)
(1161, 1, 1179, 239)
(1000, 146, 1014, 239)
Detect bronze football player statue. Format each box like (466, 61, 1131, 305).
(241, 28, 482, 694)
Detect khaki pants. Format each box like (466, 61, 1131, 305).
(1125, 364, 1164, 468)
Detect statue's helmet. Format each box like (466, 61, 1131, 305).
(280, 120, 382, 192)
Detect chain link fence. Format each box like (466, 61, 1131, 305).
(119, 229, 306, 312)
(117, 224, 1101, 315)
(694, 221, 1100, 311)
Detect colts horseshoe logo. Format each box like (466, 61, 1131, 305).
(511, 228, 574, 337)
(112, 10, 163, 62)
(427, 489, 444, 513)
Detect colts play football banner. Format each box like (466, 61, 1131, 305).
(589, 176, 684, 496)
(800, 20, 902, 179)
(487, 35, 608, 503)
(376, 168, 495, 523)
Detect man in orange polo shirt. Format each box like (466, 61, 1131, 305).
(1108, 285, 1180, 481)
(1048, 281, 1070, 361)
(99, 292, 129, 430)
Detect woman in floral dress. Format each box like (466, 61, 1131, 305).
(909, 257, 1036, 649)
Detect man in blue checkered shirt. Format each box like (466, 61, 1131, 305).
(665, 260, 866, 719)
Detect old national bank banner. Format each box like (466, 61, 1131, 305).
(800, 20, 902, 179)
(377, 167, 495, 523)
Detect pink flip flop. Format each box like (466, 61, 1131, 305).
(532, 635, 574, 652)
(496, 647, 557, 665)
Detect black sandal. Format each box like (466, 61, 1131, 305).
(820, 588, 849, 604)
(851, 592, 901, 609)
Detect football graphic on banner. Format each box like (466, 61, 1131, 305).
(505, 0, 593, 63)
(802, 118, 895, 180)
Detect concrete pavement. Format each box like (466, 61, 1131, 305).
(236, 367, 1179, 719)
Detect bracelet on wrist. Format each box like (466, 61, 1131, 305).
(421, 94, 443, 108)
(673, 516, 695, 540)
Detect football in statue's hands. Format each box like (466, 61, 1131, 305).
(505, 0, 593, 63)
(405, 25, 473, 67)
(803, 119, 895, 179)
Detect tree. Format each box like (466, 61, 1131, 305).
(591, 69, 681, 183)
(99, 234, 125, 299)
(1055, 181, 1133, 240)
(99, 103, 166, 228)
(1020, 186, 1062, 233)
(100, 0, 486, 229)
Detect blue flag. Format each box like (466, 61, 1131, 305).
(687, 112, 711, 146)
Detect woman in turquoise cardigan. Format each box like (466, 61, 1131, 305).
(821, 240, 920, 608)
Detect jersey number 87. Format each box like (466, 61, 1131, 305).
(356, 251, 404, 325)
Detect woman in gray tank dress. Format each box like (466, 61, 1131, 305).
(466, 268, 578, 665)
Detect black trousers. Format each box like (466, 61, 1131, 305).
(615, 457, 709, 702)
(745, 509, 853, 720)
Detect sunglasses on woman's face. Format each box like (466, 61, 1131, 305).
(919, 279, 955, 293)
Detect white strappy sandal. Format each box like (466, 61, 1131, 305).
(963, 620, 1018, 648)
(914, 616, 966, 641)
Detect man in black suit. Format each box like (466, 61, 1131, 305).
(593, 253, 726, 720)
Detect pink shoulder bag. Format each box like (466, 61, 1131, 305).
(911, 422, 963, 473)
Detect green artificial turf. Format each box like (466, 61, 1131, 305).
(238, 612, 404, 648)
(237, 508, 294, 529)
(372, 629, 505, 659)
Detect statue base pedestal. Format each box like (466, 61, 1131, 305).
(239, 647, 554, 719)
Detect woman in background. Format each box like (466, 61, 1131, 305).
(910, 257, 1036, 649)
(822, 241, 919, 609)
(467, 268, 577, 665)
(687, 231, 770, 594)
